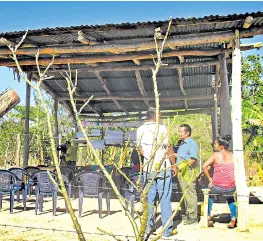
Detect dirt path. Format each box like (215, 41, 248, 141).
(0, 195, 262, 241)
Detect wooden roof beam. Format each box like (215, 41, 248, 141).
(94, 71, 129, 115)
(58, 93, 214, 102)
(0, 44, 258, 67)
(57, 86, 213, 100)
(33, 59, 229, 73)
(0, 27, 262, 56)
(135, 70, 150, 108)
(79, 108, 212, 119)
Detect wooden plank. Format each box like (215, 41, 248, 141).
(0, 28, 262, 56)
(94, 71, 128, 114)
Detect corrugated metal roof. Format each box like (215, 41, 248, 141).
(1, 11, 262, 37)
(0, 11, 262, 117)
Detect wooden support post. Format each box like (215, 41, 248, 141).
(212, 94, 218, 143)
(54, 97, 59, 160)
(219, 53, 232, 138)
(23, 73, 32, 167)
(202, 189, 210, 228)
(212, 67, 220, 143)
(231, 29, 249, 232)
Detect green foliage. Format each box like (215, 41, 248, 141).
(241, 55, 263, 166)
(164, 113, 213, 164)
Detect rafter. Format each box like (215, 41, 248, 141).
(94, 71, 128, 114)
(58, 93, 214, 102)
(36, 59, 228, 73)
(135, 70, 150, 108)
(177, 55, 188, 110)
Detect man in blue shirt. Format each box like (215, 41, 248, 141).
(175, 124, 198, 225)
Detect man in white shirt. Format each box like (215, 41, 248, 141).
(137, 107, 177, 237)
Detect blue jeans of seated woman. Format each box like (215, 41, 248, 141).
(208, 184, 237, 219)
(145, 170, 173, 236)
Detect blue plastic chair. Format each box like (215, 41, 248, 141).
(8, 167, 30, 203)
(32, 170, 58, 216)
(0, 169, 26, 213)
(75, 171, 110, 218)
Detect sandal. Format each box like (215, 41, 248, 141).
(208, 216, 214, 227)
(227, 218, 237, 229)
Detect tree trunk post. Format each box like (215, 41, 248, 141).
(15, 133, 21, 167)
(219, 53, 232, 139)
(23, 72, 32, 167)
(72, 112, 79, 165)
(231, 29, 249, 232)
(212, 94, 218, 143)
(54, 97, 59, 160)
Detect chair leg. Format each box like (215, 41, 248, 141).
(130, 194, 135, 219)
(106, 191, 110, 216)
(0, 193, 2, 210)
(53, 192, 57, 216)
(10, 190, 14, 214)
(98, 192, 103, 219)
(22, 187, 27, 211)
(39, 194, 44, 212)
(17, 192, 20, 203)
(68, 183, 72, 199)
(78, 191, 83, 217)
(35, 188, 39, 215)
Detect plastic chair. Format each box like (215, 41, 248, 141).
(8, 167, 30, 202)
(0, 170, 26, 213)
(53, 166, 75, 198)
(124, 172, 144, 218)
(24, 166, 40, 196)
(75, 171, 110, 218)
(32, 170, 58, 216)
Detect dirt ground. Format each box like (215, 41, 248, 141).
(0, 194, 262, 241)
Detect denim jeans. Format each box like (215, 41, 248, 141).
(208, 184, 237, 219)
(145, 170, 173, 236)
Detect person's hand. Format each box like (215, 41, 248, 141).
(208, 177, 213, 187)
(172, 165, 177, 176)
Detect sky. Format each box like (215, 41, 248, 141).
(0, 1, 262, 105)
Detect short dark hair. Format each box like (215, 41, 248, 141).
(179, 124, 192, 136)
(66, 141, 71, 145)
(146, 107, 156, 120)
(217, 135, 232, 149)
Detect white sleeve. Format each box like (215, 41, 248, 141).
(162, 126, 168, 145)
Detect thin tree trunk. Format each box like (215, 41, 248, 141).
(15, 134, 21, 167)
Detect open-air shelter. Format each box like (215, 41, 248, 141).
(0, 11, 263, 231)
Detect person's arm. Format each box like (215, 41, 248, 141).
(167, 146, 177, 176)
(202, 153, 216, 184)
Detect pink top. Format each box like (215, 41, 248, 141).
(213, 152, 235, 188)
